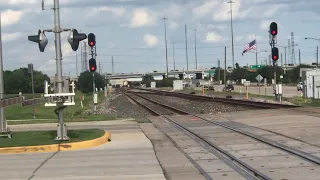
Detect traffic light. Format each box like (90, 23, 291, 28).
(89, 58, 97, 72)
(68, 29, 87, 51)
(28, 30, 48, 52)
(88, 33, 96, 47)
(272, 47, 279, 61)
(269, 22, 278, 36)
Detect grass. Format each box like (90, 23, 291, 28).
(4, 91, 116, 123)
(0, 129, 105, 148)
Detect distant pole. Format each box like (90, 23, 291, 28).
(280, 53, 283, 68)
(224, 47, 227, 88)
(172, 42, 176, 71)
(218, 59, 220, 83)
(299, 49, 301, 65)
(99, 62, 101, 74)
(317, 46, 319, 68)
(284, 46, 287, 72)
(228, 0, 235, 69)
(111, 56, 114, 74)
(163, 17, 168, 77)
(185, 24, 189, 71)
(194, 29, 197, 69)
(76, 50, 78, 76)
(0, 12, 7, 134)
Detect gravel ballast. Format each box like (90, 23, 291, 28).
(140, 94, 251, 114)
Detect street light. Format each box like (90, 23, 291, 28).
(305, 37, 319, 67)
(163, 17, 168, 78)
(227, 0, 235, 69)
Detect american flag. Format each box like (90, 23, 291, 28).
(242, 39, 256, 56)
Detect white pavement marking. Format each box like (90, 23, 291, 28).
(0, 123, 166, 180)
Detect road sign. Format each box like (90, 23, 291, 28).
(256, 74, 263, 82)
(208, 70, 216, 76)
(249, 65, 266, 70)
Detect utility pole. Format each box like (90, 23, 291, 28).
(84, 43, 88, 71)
(281, 53, 283, 67)
(53, 0, 68, 140)
(218, 59, 220, 84)
(80, 41, 83, 72)
(194, 29, 197, 69)
(99, 62, 101, 74)
(228, 0, 235, 69)
(163, 17, 168, 78)
(299, 49, 301, 65)
(0, 13, 7, 135)
(76, 49, 78, 76)
(111, 56, 114, 74)
(172, 43, 176, 71)
(317, 46, 319, 68)
(284, 46, 287, 73)
(224, 47, 227, 88)
(185, 24, 189, 71)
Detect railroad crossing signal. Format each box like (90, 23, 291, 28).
(68, 29, 87, 51)
(270, 22, 278, 36)
(28, 30, 48, 52)
(272, 47, 279, 61)
(89, 58, 97, 72)
(88, 33, 96, 47)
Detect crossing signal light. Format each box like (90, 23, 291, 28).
(89, 58, 97, 72)
(28, 30, 48, 52)
(68, 29, 87, 51)
(88, 33, 96, 47)
(269, 22, 278, 36)
(272, 47, 279, 61)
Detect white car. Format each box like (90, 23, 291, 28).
(297, 82, 303, 91)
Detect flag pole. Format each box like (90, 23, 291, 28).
(255, 34, 258, 68)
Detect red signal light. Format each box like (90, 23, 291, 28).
(89, 41, 94, 46)
(273, 56, 277, 60)
(272, 30, 276, 35)
(91, 66, 95, 71)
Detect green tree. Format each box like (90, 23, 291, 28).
(77, 71, 105, 93)
(142, 74, 154, 87)
(3, 68, 50, 94)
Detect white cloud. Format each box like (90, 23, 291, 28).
(235, 35, 244, 41)
(204, 32, 225, 43)
(168, 21, 179, 30)
(247, 34, 263, 41)
(192, 1, 219, 18)
(143, 34, 158, 47)
(161, 3, 185, 19)
(259, 20, 272, 31)
(130, 8, 155, 27)
(8, 0, 36, 4)
(213, 2, 254, 22)
(89, 6, 126, 17)
(2, 32, 22, 42)
(1, 9, 24, 27)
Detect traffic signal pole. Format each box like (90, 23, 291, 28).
(0, 13, 8, 137)
(53, 0, 69, 140)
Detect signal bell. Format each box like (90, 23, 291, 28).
(28, 30, 48, 52)
(68, 29, 87, 51)
(272, 47, 279, 61)
(89, 58, 97, 72)
(269, 22, 278, 36)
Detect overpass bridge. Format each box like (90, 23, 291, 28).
(106, 68, 216, 80)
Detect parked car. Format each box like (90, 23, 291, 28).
(223, 85, 233, 92)
(226, 84, 234, 90)
(208, 85, 215, 91)
(297, 82, 303, 91)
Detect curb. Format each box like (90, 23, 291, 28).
(0, 131, 111, 154)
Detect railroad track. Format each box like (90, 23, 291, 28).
(125, 92, 320, 180)
(127, 88, 301, 109)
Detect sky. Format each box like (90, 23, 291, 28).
(1, 0, 320, 77)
